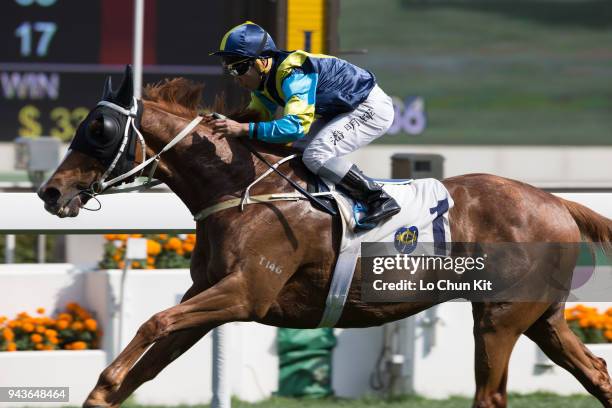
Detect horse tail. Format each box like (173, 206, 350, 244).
(561, 198, 612, 255)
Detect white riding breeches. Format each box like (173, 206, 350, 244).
(293, 84, 395, 180)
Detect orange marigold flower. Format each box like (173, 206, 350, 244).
(0, 316, 6, 324)
(71, 321, 84, 331)
(6, 342, 17, 352)
(130, 234, 143, 238)
(56, 320, 69, 330)
(117, 234, 129, 241)
(43, 344, 54, 350)
(77, 309, 91, 320)
(605, 330, 612, 340)
(36, 307, 45, 315)
(168, 237, 182, 250)
(182, 242, 194, 253)
(147, 240, 162, 256)
(66, 302, 80, 312)
(3, 328, 15, 341)
(48, 336, 59, 345)
(45, 329, 58, 338)
(84, 319, 97, 331)
(133, 261, 141, 268)
(31, 333, 43, 343)
(70, 341, 87, 350)
(18, 311, 30, 319)
(58, 313, 73, 322)
(579, 317, 590, 328)
(157, 234, 168, 240)
(35, 343, 45, 350)
(22, 322, 34, 332)
(104, 234, 116, 240)
(7, 321, 21, 329)
(35, 325, 46, 334)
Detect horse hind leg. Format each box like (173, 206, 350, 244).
(525, 303, 612, 407)
(472, 302, 550, 408)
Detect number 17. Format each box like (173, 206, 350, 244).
(15, 21, 57, 57)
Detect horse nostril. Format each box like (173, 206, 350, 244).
(39, 187, 61, 205)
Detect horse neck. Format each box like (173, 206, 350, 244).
(139, 102, 306, 215)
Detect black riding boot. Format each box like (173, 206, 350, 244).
(338, 165, 401, 226)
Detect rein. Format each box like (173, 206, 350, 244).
(239, 138, 337, 216)
(80, 103, 336, 220)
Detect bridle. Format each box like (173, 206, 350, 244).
(75, 97, 203, 210)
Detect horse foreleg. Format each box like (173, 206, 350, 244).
(86, 326, 209, 407)
(84, 273, 252, 408)
(525, 304, 612, 407)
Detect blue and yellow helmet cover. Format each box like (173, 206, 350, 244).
(210, 21, 277, 58)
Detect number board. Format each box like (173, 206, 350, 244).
(0, 0, 238, 142)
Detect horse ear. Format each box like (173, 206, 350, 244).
(115, 65, 134, 108)
(101, 76, 113, 101)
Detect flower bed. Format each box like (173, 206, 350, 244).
(565, 304, 612, 344)
(100, 234, 196, 269)
(0, 303, 101, 352)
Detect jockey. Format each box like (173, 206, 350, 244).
(209, 21, 400, 226)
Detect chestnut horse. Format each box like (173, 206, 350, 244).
(38, 70, 612, 408)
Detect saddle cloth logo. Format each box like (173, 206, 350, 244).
(394, 226, 419, 254)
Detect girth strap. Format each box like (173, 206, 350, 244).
(193, 191, 336, 222)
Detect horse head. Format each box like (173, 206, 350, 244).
(38, 65, 143, 217)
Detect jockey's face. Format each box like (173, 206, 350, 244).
(234, 63, 261, 91)
(230, 58, 271, 91)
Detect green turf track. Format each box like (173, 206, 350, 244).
(338, 0, 612, 145)
(111, 393, 603, 408)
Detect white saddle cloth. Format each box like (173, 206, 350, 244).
(318, 178, 454, 327)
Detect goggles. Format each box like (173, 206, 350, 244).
(223, 58, 254, 77)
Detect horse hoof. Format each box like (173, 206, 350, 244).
(83, 400, 112, 408)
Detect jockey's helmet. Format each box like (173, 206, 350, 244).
(210, 21, 277, 59)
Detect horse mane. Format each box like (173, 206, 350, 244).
(142, 77, 297, 157)
(143, 77, 261, 123)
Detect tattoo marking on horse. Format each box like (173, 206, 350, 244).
(259, 255, 283, 275)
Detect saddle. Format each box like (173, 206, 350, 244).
(311, 173, 454, 327)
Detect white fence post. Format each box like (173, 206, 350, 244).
(212, 326, 231, 408)
(5, 234, 15, 263)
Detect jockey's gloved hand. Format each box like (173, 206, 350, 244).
(209, 118, 249, 139)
